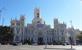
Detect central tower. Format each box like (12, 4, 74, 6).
(32, 8, 44, 25)
(34, 8, 40, 18)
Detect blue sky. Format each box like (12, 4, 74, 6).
(0, 0, 82, 30)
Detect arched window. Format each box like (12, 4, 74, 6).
(37, 13, 39, 17)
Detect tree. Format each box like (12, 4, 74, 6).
(0, 26, 13, 44)
(77, 32, 82, 40)
(77, 34, 82, 40)
(76, 31, 82, 44)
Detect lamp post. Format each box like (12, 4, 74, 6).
(44, 37, 48, 49)
(0, 9, 2, 25)
(0, 7, 6, 26)
(69, 37, 73, 49)
(69, 20, 74, 49)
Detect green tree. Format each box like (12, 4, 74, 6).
(0, 26, 13, 44)
(77, 31, 82, 41)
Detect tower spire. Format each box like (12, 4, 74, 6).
(70, 20, 73, 28)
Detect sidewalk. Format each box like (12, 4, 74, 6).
(44, 45, 75, 50)
(0, 45, 77, 50)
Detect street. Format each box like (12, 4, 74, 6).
(0, 45, 82, 50)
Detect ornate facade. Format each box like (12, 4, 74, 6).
(11, 8, 76, 45)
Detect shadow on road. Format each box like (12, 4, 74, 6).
(44, 48, 75, 50)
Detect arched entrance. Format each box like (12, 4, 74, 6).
(38, 37, 43, 45)
(37, 30, 44, 45)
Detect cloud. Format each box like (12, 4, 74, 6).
(80, 0, 82, 3)
(80, 0, 82, 6)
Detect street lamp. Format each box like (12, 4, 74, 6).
(69, 37, 73, 49)
(0, 9, 2, 25)
(0, 7, 6, 26)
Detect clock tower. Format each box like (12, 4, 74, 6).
(32, 8, 44, 25)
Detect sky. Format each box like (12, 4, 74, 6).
(0, 0, 82, 30)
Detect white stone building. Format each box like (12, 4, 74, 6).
(10, 8, 76, 45)
(11, 15, 25, 43)
(53, 19, 67, 44)
(26, 8, 52, 44)
(67, 27, 77, 45)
